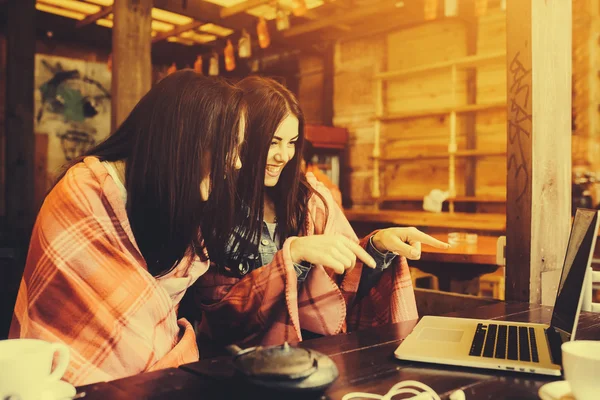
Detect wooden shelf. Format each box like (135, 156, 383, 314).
(374, 52, 506, 81)
(376, 102, 506, 122)
(380, 149, 506, 162)
(344, 209, 506, 233)
(380, 195, 506, 203)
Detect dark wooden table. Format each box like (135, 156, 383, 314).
(76, 302, 600, 399)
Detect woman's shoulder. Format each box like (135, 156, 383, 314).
(305, 172, 336, 209)
(45, 157, 112, 214)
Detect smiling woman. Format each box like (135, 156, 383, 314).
(190, 76, 449, 349)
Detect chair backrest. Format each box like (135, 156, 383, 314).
(582, 266, 600, 313)
(0, 246, 26, 339)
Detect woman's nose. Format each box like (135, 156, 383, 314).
(274, 149, 289, 163)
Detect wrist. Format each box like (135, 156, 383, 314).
(371, 232, 386, 253)
(289, 237, 303, 264)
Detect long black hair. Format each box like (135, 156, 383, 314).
(229, 76, 327, 269)
(56, 70, 246, 276)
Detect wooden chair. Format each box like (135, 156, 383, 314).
(477, 236, 506, 300)
(478, 267, 505, 300)
(410, 267, 439, 290)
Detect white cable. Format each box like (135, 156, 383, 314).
(342, 380, 466, 400)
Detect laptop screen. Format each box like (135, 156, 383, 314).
(550, 208, 599, 336)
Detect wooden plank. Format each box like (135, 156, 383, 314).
(381, 195, 506, 203)
(386, 21, 468, 116)
(152, 20, 204, 43)
(378, 102, 506, 121)
(298, 55, 324, 124)
(4, 0, 36, 241)
(111, 0, 152, 131)
(381, 149, 506, 162)
(344, 209, 506, 232)
(75, 5, 113, 29)
(219, 0, 269, 18)
(282, 0, 401, 38)
(322, 43, 334, 126)
(506, 0, 572, 305)
(375, 52, 506, 81)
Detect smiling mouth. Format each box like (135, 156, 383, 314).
(266, 165, 283, 177)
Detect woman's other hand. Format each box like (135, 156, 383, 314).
(371, 227, 450, 260)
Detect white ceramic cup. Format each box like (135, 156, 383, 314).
(0, 339, 70, 400)
(561, 340, 600, 400)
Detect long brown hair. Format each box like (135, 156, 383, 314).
(56, 70, 245, 276)
(231, 76, 327, 266)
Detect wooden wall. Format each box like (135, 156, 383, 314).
(572, 0, 600, 203)
(296, 5, 600, 212)
(298, 54, 325, 125)
(299, 10, 509, 209)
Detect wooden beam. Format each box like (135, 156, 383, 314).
(283, 0, 402, 38)
(153, 0, 289, 48)
(75, 5, 113, 29)
(505, 0, 572, 305)
(4, 0, 36, 242)
(112, 0, 152, 131)
(277, 4, 350, 32)
(220, 0, 269, 19)
(152, 20, 203, 43)
(317, 0, 423, 42)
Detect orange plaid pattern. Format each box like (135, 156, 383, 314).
(193, 174, 418, 347)
(10, 157, 203, 385)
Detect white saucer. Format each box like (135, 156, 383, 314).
(40, 380, 77, 400)
(538, 380, 575, 400)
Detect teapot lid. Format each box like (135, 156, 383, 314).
(233, 342, 317, 380)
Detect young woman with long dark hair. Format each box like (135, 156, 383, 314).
(10, 71, 247, 385)
(192, 76, 449, 348)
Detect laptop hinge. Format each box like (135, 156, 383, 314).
(545, 326, 569, 365)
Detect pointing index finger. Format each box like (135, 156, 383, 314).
(341, 236, 376, 268)
(408, 230, 450, 249)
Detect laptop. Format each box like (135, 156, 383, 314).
(394, 208, 599, 376)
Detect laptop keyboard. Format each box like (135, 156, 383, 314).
(469, 323, 539, 363)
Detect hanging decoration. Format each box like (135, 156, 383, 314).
(423, 0, 437, 21)
(291, 0, 307, 17)
(193, 55, 203, 74)
(238, 29, 251, 59)
(444, 0, 458, 17)
(276, 7, 290, 31)
(475, 0, 488, 17)
(209, 52, 219, 76)
(167, 62, 177, 75)
(224, 39, 236, 71)
(257, 17, 271, 49)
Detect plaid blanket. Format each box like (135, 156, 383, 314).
(10, 157, 203, 385)
(193, 174, 418, 347)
